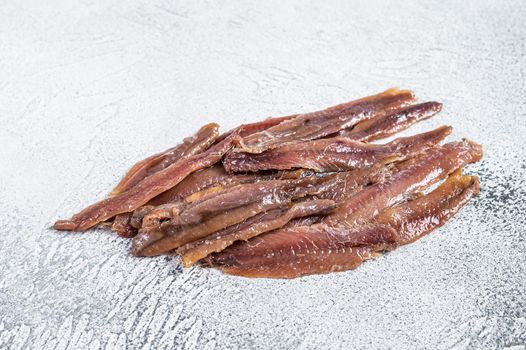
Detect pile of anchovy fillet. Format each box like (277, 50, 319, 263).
(54, 88, 483, 278)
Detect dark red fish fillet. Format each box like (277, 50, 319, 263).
(205, 223, 397, 278)
(280, 215, 324, 229)
(205, 169, 479, 278)
(175, 176, 327, 226)
(215, 114, 297, 144)
(235, 88, 415, 154)
(149, 165, 308, 206)
(53, 131, 238, 232)
(377, 168, 480, 245)
(149, 165, 261, 205)
(133, 201, 289, 257)
(139, 165, 387, 248)
(131, 175, 329, 256)
(324, 139, 483, 226)
(223, 126, 451, 173)
(341, 101, 443, 142)
(111, 123, 219, 195)
(314, 164, 392, 202)
(177, 199, 336, 267)
(117, 168, 316, 237)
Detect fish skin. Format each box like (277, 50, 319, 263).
(149, 165, 265, 206)
(133, 200, 290, 257)
(176, 176, 326, 226)
(204, 223, 397, 278)
(118, 169, 316, 237)
(215, 114, 297, 144)
(132, 175, 332, 256)
(111, 213, 135, 238)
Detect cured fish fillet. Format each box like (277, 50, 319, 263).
(53, 131, 238, 231)
(376, 169, 479, 245)
(341, 101, 442, 142)
(223, 126, 451, 173)
(111, 123, 219, 195)
(235, 88, 415, 154)
(112, 168, 316, 237)
(132, 176, 330, 256)
(177, 199, 336, 267)
(149, 165, 309, 206)
(215, 114, 297, 144)
(52, 88, 484, 280)
(205, 170, 479, 278)
(324, 139, 482, 226)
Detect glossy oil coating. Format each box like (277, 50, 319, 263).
(325, 140, 483, 226)
(235, 88, 415, 153)
(376, 169, 480, 245)
(342, 101, 442, 141)
(132, 175, 330, 256)
(178, 199, 336, 267)
(115, 168, 315, 237)
(53, 131, 238, 231)
(110, 123, 220, 195)
(206, 169, 479, 278)
(205, 223, 398, 278)
(223, 125, 451, 172)
(51, 88, 484, 282)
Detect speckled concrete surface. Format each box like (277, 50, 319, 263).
(1, 0, 525, 349)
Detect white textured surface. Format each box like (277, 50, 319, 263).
(1, 0, 525, 349)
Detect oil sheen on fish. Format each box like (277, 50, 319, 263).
(178, 199, 336, 267)
(111, 123, 219, 195)
(205, 169, 479, 278)
(132, 176, 330, 256)
(53, 131, 238, 231)
(223, 126, 451, 172)
(324, 139, 483, 226)
(341, 101, 442, 142)
(235, 88, 415, 154)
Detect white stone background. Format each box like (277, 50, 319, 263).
(1, 0, 525, 349)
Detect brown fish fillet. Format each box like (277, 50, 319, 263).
(342, 101, 443, 142)
(134, 201, 289, 257)
(149, 165, 261, 205)
(145, 165, 388, 242)
(205, 223, 397, 278)
(178, 199, 336, 267)
(53, 131, 238, 232)
(223, 126, 451, 173)
(215, 114, 297, 144)
(376, 168, 480, 245)
(132, 176, 329, 256)
(175, 176, 327, 226)
(205, 169, 479, 278)
(236, 88, 415, 154)
(325, 139, 483, 226)
(318, 164, 394, 202)
(117, 168, 316, 237)
(280, 215, 324, 229)
(149, 165, 308, 206)
(111, 123, 219, 195)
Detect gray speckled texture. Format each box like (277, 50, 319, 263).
(1, 0, 525, 349)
